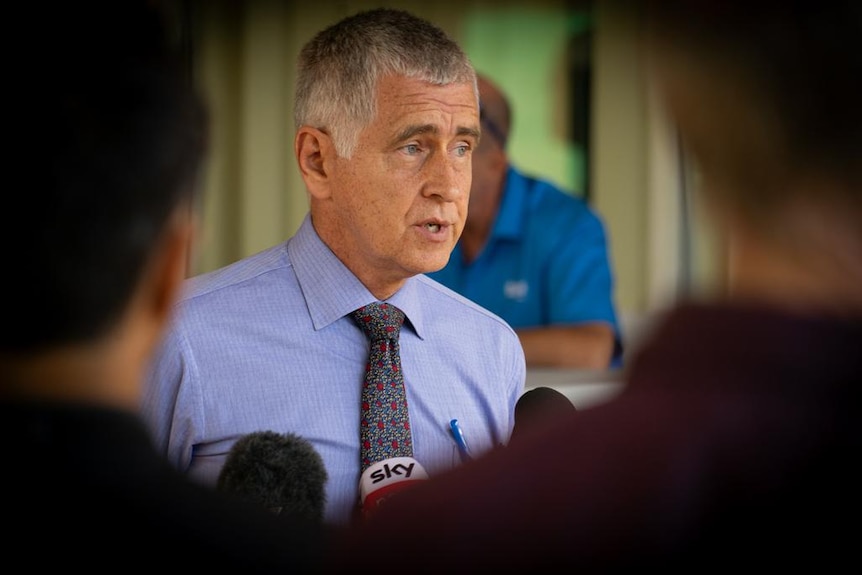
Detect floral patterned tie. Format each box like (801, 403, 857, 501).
(352, 302, 412, 472)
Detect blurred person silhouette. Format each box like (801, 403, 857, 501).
(142, 8, 525, 526)
(428, 74, 622, 369)
(326, 0, 862, 570)
(1, 1, 330, 570)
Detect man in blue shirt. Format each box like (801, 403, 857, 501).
(429, 74, 623, 369)
(142, 10, 525, 526)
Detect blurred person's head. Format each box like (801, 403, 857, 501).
(2, 1, 208, 405)
(464, 74, 512, 244)
(294, 8, 480, 299)
(642, 0, 862, 313)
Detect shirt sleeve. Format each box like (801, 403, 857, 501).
(140, 320, 201, 473)
(546, 206, 624, 363)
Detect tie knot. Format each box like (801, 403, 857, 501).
(351, 302, 405, 342)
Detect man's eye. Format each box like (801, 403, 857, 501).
(403, 144, 421, 155)
(454, 144, 470, 157)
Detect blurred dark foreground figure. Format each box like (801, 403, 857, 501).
(326, 1, 862, 571)
(1, 2, 330, 570)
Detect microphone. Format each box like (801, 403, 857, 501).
(509, 386, 576, 446)
(359, 456, 429, 518)
(216, 430, 328, 522)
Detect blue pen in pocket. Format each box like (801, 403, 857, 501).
(449, 418, 472, 462)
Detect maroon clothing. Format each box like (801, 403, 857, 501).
(329, 302, 861, 571)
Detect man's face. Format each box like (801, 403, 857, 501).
(323, 74, 479, 295)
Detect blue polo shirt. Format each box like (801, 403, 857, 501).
(428, 165, 623, 367)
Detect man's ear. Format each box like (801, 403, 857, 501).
(295, 126, 336, 200)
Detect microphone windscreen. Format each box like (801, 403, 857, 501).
(510, 387, 576, 446)
(217, 430, 328, 522)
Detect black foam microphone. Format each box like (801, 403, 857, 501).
(216, 430, 328, 522)
(509, 386, 576, 446)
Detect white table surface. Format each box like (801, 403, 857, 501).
(524, 368, 626, 410)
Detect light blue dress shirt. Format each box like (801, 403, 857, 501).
(428, 165, 623, 366)
(142, 214, 525, 525)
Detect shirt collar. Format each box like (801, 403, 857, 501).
(289, 214, 426, 339)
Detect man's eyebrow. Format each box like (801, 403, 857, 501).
(392, 124, 438, 145)
(457, 125, 481, 141)
(390, 124, 481, 146)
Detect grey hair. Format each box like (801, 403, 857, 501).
(294, 8, 478, 158)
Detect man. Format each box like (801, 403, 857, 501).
(428, 74, 622, 369)
(328, 0, 862, 570)
(143, 8, 525, 525)
(1, 1, 329, 570)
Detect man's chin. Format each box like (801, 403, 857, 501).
(410, 253, 452, 276)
